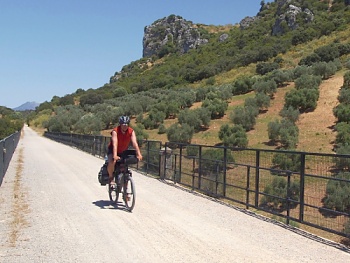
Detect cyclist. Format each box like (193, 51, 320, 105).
(107, 115, 143, 185)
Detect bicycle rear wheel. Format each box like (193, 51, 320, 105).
(123, 175, 136, 211)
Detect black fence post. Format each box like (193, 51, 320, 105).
(92, 136, 95, 156)
(198, 145, 202, 190)
(158, 142, 162, 178)
(192, 157, 195, 190)
(246, 165, 251, 210)
(223, 147, 227, 197)
(299, 153, 306, 222)
(146, 141, 150, 174)
(173, 154, 177, 183)
(255, 150, 260, 208)
(286, 170, 292, 225)
(178, 145, 182, 184)
(215, 160, 219, 195)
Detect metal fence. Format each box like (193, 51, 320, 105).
(0, 131, 21, 186)
(43, 131, 350, 240)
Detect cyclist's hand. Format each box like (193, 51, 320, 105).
(137, 154, 143, 161)
(114, 155, 120, 162)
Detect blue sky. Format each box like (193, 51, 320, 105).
(0, 0, 266, 109)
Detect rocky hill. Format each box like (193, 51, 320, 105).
(13, 101, 39, 111)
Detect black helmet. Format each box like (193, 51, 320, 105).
(119, 115, 130, 125)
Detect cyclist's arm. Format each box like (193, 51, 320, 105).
(131, 130, 143, 161)
(111, 130, 119, 161)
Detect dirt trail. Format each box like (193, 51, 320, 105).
(0, 126, 350, 263)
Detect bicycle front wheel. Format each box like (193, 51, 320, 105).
(123, 176, 136, 212)
(108, 183, 121, 204)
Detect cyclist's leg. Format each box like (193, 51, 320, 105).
(107, 153, 115, 184)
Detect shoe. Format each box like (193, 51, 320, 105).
(109, 181, 116, 190)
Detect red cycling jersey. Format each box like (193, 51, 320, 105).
(108, 126, 134, 155)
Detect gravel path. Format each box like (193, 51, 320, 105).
(1, 126, 350, 263)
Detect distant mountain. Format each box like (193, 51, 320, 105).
(13, 101, 40, 111)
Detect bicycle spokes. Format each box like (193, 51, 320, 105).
(123, 176, 135, 211)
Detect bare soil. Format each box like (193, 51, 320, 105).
(144, 73, 344, 153)
(296, 74, 342, 153)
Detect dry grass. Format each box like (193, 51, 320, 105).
(8, 130, 30, 247)
(143, 71, 344, 153)
(296, 73, 342, 153)
(29, 126, 46, 136)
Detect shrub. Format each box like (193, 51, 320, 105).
(201, 98, 228, 119)
(74, 114, 104, 135)
(311, 61, 337, 79)
(230, 106, 257, 131)
(186, 145, 199, 157)
(272, 150, 301, 173)
(345, 59, 350, 70)
(178, 108, 211, 131)
(299, 53, 321, 66)
(314, 44, 340, 62)
(267, 119, 299, 149)
(269, 69, 293, 87)
(256, 62, 279, 75)
(218, 124, 248, 148)
(343, 71, 350, 89)
(79, 93, 103, 107)
(232, 75, 255, 95)
(199, 148, 234, 174)
(294, 74, 322, 90)
(255, 92, 271, 111)
(260, 176, 300, 210)
(335, 122, 350, 146)
(284, 88, 319, 112)
(333, 103, 350, 123)
(279, 119, 299, 149)
(292, 65, 312, 79)
(166, 123, 194, 144)
(338, 88, 350, 104)
(133, 123, 149, 143)
(323, 172, 350, 213)
(267, 120, 281, 143)
(334, 144, 350, 170)
(158, 124, 167, 134)
(252, 79, 277, 98)
(279, 106, 300, 123)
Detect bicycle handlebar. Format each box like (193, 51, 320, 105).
(115, 149, 138, 165)
(116, 155, 138, 165)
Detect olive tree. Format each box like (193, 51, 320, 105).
(218, 124, 248, 148)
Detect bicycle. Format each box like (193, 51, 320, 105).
(108, 150, 137, 212)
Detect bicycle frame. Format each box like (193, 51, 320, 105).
(109, 154, 137, 211)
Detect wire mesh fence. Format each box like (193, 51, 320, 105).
(43, 132, 350, 239)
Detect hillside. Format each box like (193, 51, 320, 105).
(138, 72, 342, 154)
(32, 0, 350, 154)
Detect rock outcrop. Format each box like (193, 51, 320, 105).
(272, 0, 314, 35)
(142, 15, 208, 58)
